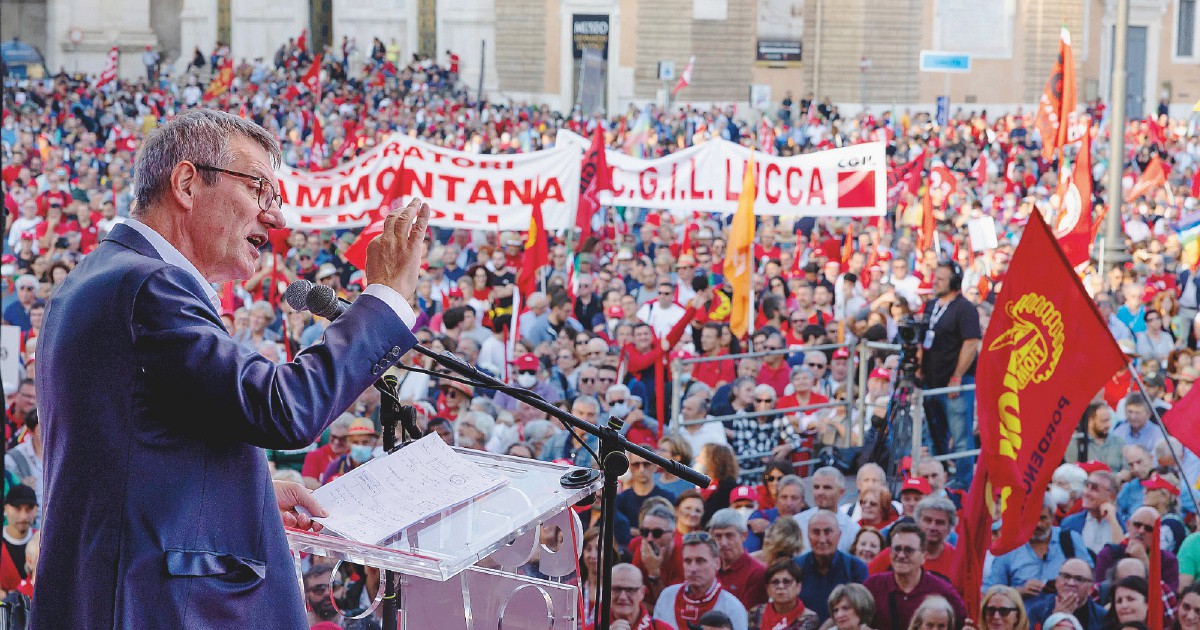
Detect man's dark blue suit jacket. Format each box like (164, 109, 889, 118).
(32, 223, 417, 628)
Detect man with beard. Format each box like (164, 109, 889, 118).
(300, 414, 355, 489)
(985, 492, 1093, 597)
(1065, 401, 1126, 472)
(303, 564, 380, 629)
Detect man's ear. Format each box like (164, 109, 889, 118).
(170, 162, 199, 211)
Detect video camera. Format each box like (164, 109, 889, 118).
(895, 315, 927, 380)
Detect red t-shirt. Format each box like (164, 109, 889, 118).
(302, 444, 339, 481)
(692, 352, 736, 389)
(777, 391, 829, 411)
(758, 361, 791, 397)
(34, 219, 79, 241)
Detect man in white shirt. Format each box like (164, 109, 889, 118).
(638, 280, 687, 338)
(794, 467, 860, 552)
(676, 395, 728, 456)
(889, 258, 922, 309)
(1060, 469, 1124, 556)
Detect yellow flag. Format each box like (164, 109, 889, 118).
(724, 152, 756, 338)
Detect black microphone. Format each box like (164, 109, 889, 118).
(284, 280, 314, 311)
(306, 283, 353, 321)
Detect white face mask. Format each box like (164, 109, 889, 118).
(516, 374, 537, 388)
(734, 507, 755, 521)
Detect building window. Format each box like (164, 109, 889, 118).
(1179, 0, 1197, 58)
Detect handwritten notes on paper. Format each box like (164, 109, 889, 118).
(312, 433, 508, 544)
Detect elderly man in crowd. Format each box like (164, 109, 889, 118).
(1060, 469, 1125, 555)
(863, 521, 967, 630)
(794, 467, 860, 552)
(793, 509, 869, 622)
(707, 509, 767, 610)
(1024, 557, 1107, 628)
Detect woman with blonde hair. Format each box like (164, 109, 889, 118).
(980, 585, 1029, 630)
(751, 514, 804, 566)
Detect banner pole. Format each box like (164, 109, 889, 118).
(1129, 367, 1200, 514)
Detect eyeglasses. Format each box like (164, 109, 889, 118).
(329, 435, 348, 444)
(640, 527, 667, 538)
(1058, 572, 1093, 584)
(612, 586, 641, 597)
(580, 377, 595, 384)
(1129, 521, 1156, 533)
(890, 545, 920, 556)
(768, 578, 797, 587)
(807, 362, 826, 369)
(306, 581, 343, 594)
(764, 475, 783, 483)
(983, 606, 1018, 618)
(756, 398, 775, 404)
(682, 531, 713, 544)
(193, 164, 282, 212)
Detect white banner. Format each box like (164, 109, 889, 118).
(558, 131, 886, 216)
(1, 325, 19, 395)
(276, 134, 581, 232)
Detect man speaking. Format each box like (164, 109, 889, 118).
(32, 109, 428, 628)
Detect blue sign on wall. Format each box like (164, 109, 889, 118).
(920, 51, 972, 73)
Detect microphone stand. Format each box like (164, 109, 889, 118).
(373, 376, 419, 630)
(408, 345, 709, 630)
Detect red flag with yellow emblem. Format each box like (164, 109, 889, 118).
(953, 210, 1125, 611)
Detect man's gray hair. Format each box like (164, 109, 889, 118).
(708, 508, 747, 534)
(15, 275, 37, 289)
(132, 109, 280, 215)
(812, 466, 846, 489)
(1154, 437, 1182, 461)
(572, 395, 600, 414)
(914, 495, 959, 529)
(1051, 464, 1088, 497)
(643, 503, 677, 527)
(777, 474, 805, 494)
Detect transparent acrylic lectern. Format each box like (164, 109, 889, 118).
(287, 448, 601, 629)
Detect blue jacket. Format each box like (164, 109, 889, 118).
(32, 224, 417, 629)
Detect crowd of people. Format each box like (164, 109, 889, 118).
(3, 34, 1200, 630)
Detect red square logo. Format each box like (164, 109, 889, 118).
(837, 170, 876, 209)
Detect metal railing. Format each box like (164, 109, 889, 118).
(665, 338, 982, 477)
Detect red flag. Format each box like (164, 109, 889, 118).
(1161, 366, 1200, 462)
(1126, 156, 1168, 202)
(576, 125, 611, 246)
(332, 123, 361, 162)
(916, 185, 935, 252)
(219, 281, 237, 314)
(930, 163, 958, 199)
(1052, 121, 1094, 269)
(1149, 516, 1164, 630)
(1146, 115, 1167, 148)
(954, 210, 1126, 607)
(1104, 367, 1133, 409)
(310, 114, 326, 170)
(978, 209, 1125, 553)
(1033, 27, 1077, 154)
(1191, 168, 1200, 198)
(202, 58, 234, 102)
(94, 46, 119, 89)
(516, 198, 550, 297)
(285, 56, 322, 101)
(343, 166, 403, 270)
(672, 56, 695, 96)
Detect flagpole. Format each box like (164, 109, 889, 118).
(1129, 367, 1200, 513)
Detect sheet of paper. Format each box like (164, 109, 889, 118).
(311, 433, 508, 544)
(967, 216, 999, 252)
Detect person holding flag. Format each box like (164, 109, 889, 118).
(725, 152, 756, 341)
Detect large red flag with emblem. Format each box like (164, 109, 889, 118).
(953, 210, 1126, 614)
(516, 198, 550, 297)
(576, 125, 611, 246)
(1051, 121, 1093, 270)
(94, 46, 119, 89)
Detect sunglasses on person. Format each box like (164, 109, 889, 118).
(890, 545, 920, 556)
(1128, 520, 1156, 533)
(640, 527, 668, 539)
(983, 606, 1018, 618)
(755, 397, 775, 404)
(612, 586, 641, 597)
(764, 474, 783, 483)
(682, 531, 713, 544)
(768, 577, 796, 588)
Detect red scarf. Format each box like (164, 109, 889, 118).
(760, 598, 806, 630)
(674, 580, 722, 629)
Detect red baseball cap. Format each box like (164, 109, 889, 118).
(730, 485, 758, 504)
(1142, 474, 1180, 496)
(511, 353, 539, 372)
(606, 305, 624, 318)
(1076, 460, 1111, 474)
(444, 287, 464, 299)
(899, 477, 932, 496)
(869, 368, 891, 380)
(833, 347, 850, 360)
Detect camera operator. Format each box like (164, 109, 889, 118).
(920, 262, 982, 488)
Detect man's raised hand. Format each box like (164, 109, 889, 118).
(365, 197, 431, 301)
